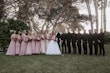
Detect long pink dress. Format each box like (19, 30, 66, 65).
(25, 35, 32, 55)
(41, 34, 46, 54)
(31, 35, 36, 54)
(35, 36, 41, 54)
(6, 34, 16, 56)
(45, 34, 50, 51)
(15, 35, 21, 55)
(20, 33, 28, 55)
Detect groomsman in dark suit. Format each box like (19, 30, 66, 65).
(56, 32, 61, 47)
(82, 30, 88, 55)
(66, 32, 72, 54)
(98, 29, 105, 56)
(88, 30, 93, 55)
(77, 31, 82, 54)
(61, 33, 67, 54)
(71, 31, 77, 54)
(93, 29, 99, 55)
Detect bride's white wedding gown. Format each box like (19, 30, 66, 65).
(46, 36, 61, 55)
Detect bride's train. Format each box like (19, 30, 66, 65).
(46, 36, 61, 55)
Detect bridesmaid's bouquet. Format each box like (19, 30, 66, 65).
(24, 36, 28, 42)
(46, 37, 50, 40)
(37, 37, 40, 41)
(28, 38, 32, 42)
(13, 37, 17, 41)
(18, 37, 22, 42)
(41, 36, 45, 40)
(54, 38, 58, 41)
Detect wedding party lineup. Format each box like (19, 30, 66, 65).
(6, 29, 105, 56)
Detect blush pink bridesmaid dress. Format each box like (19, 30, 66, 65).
(15, 34, 21, 55)
(25, 35, 32, 55)
(35, 36, 41, 54)
(31, 34, 36, 54)
(6, 34, 16, 56)
(41, 34, 46, 54)
(20, 33, 28, 55)
(45, 33, 50, 51)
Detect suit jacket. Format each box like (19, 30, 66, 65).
(93, 33, 98, 43)
(71, 32, 77, 43)
(77, 33, 82, 43)
(66, 33, 72, 42)
(98, 32, 104, 43)
(82, 33, 88, 42)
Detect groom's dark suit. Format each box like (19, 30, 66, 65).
(66, 32, 72, 54)
(61, 33, 67, 54)
(56, 32, 61, 47)
(77, 32, 82, 54)
(71, 32, 77, 54)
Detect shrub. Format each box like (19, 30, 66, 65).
(0, 19, 30, 51)
(104, 32, 110, 44)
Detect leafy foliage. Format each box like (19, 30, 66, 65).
(104, 32, 110, 44)
(0, 19, 30, 51)
(3, 0, 94, 32)
(0, 0, 4, 19)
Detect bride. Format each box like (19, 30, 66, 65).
(46, 31, 61, 55)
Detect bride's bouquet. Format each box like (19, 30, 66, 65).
(54, 38, 58, 41)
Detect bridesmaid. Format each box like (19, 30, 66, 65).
(35, 32, 41, 54)
(31, 33, 36, 54)
(6, 30, 17, 56)
(25, 31, 32, 55)
(40, 31, 46, 54)
(15, 31, 22, 55)
(20, 30, 28, 56)
(45, 31, 50, 51)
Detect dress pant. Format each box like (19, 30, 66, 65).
(77, 41, 81, 54)
(94, 42, 98, 55)
(88, 42, 93, 55)
(99, 42, 105, 56)
(83, 42, 87, 54)
(72, 41, 76, 54)
(62, 41, 66, 54)
(67, 41, 71, 54)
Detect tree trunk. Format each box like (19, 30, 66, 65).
(85, 0, 93, 31)
(101, 1, 103, 31)
(93, 0, 99, 32)
(103, 0, 107, 32)
(101, 2, 104, 31)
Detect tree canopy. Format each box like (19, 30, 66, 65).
(1, 0, 94, 33)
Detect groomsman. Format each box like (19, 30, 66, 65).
(88, 30, 93, 55)
(66, 32, 72, 54)
(61, 33, 67, 54)
(71, 31, 77, 54)
(98, 29, 105, 56)
(77, 31, 82, 54)
(93, 29, 99, 55)
(56, 32, 61, 47)
(82, 30, 88, 55)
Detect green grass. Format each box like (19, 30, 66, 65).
(0, 44, 110, 73)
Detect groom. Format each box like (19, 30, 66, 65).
(56, 32, 61, 47)
(66, 31, 72, 54)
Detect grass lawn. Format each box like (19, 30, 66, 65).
(0, 44, 110, 73)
